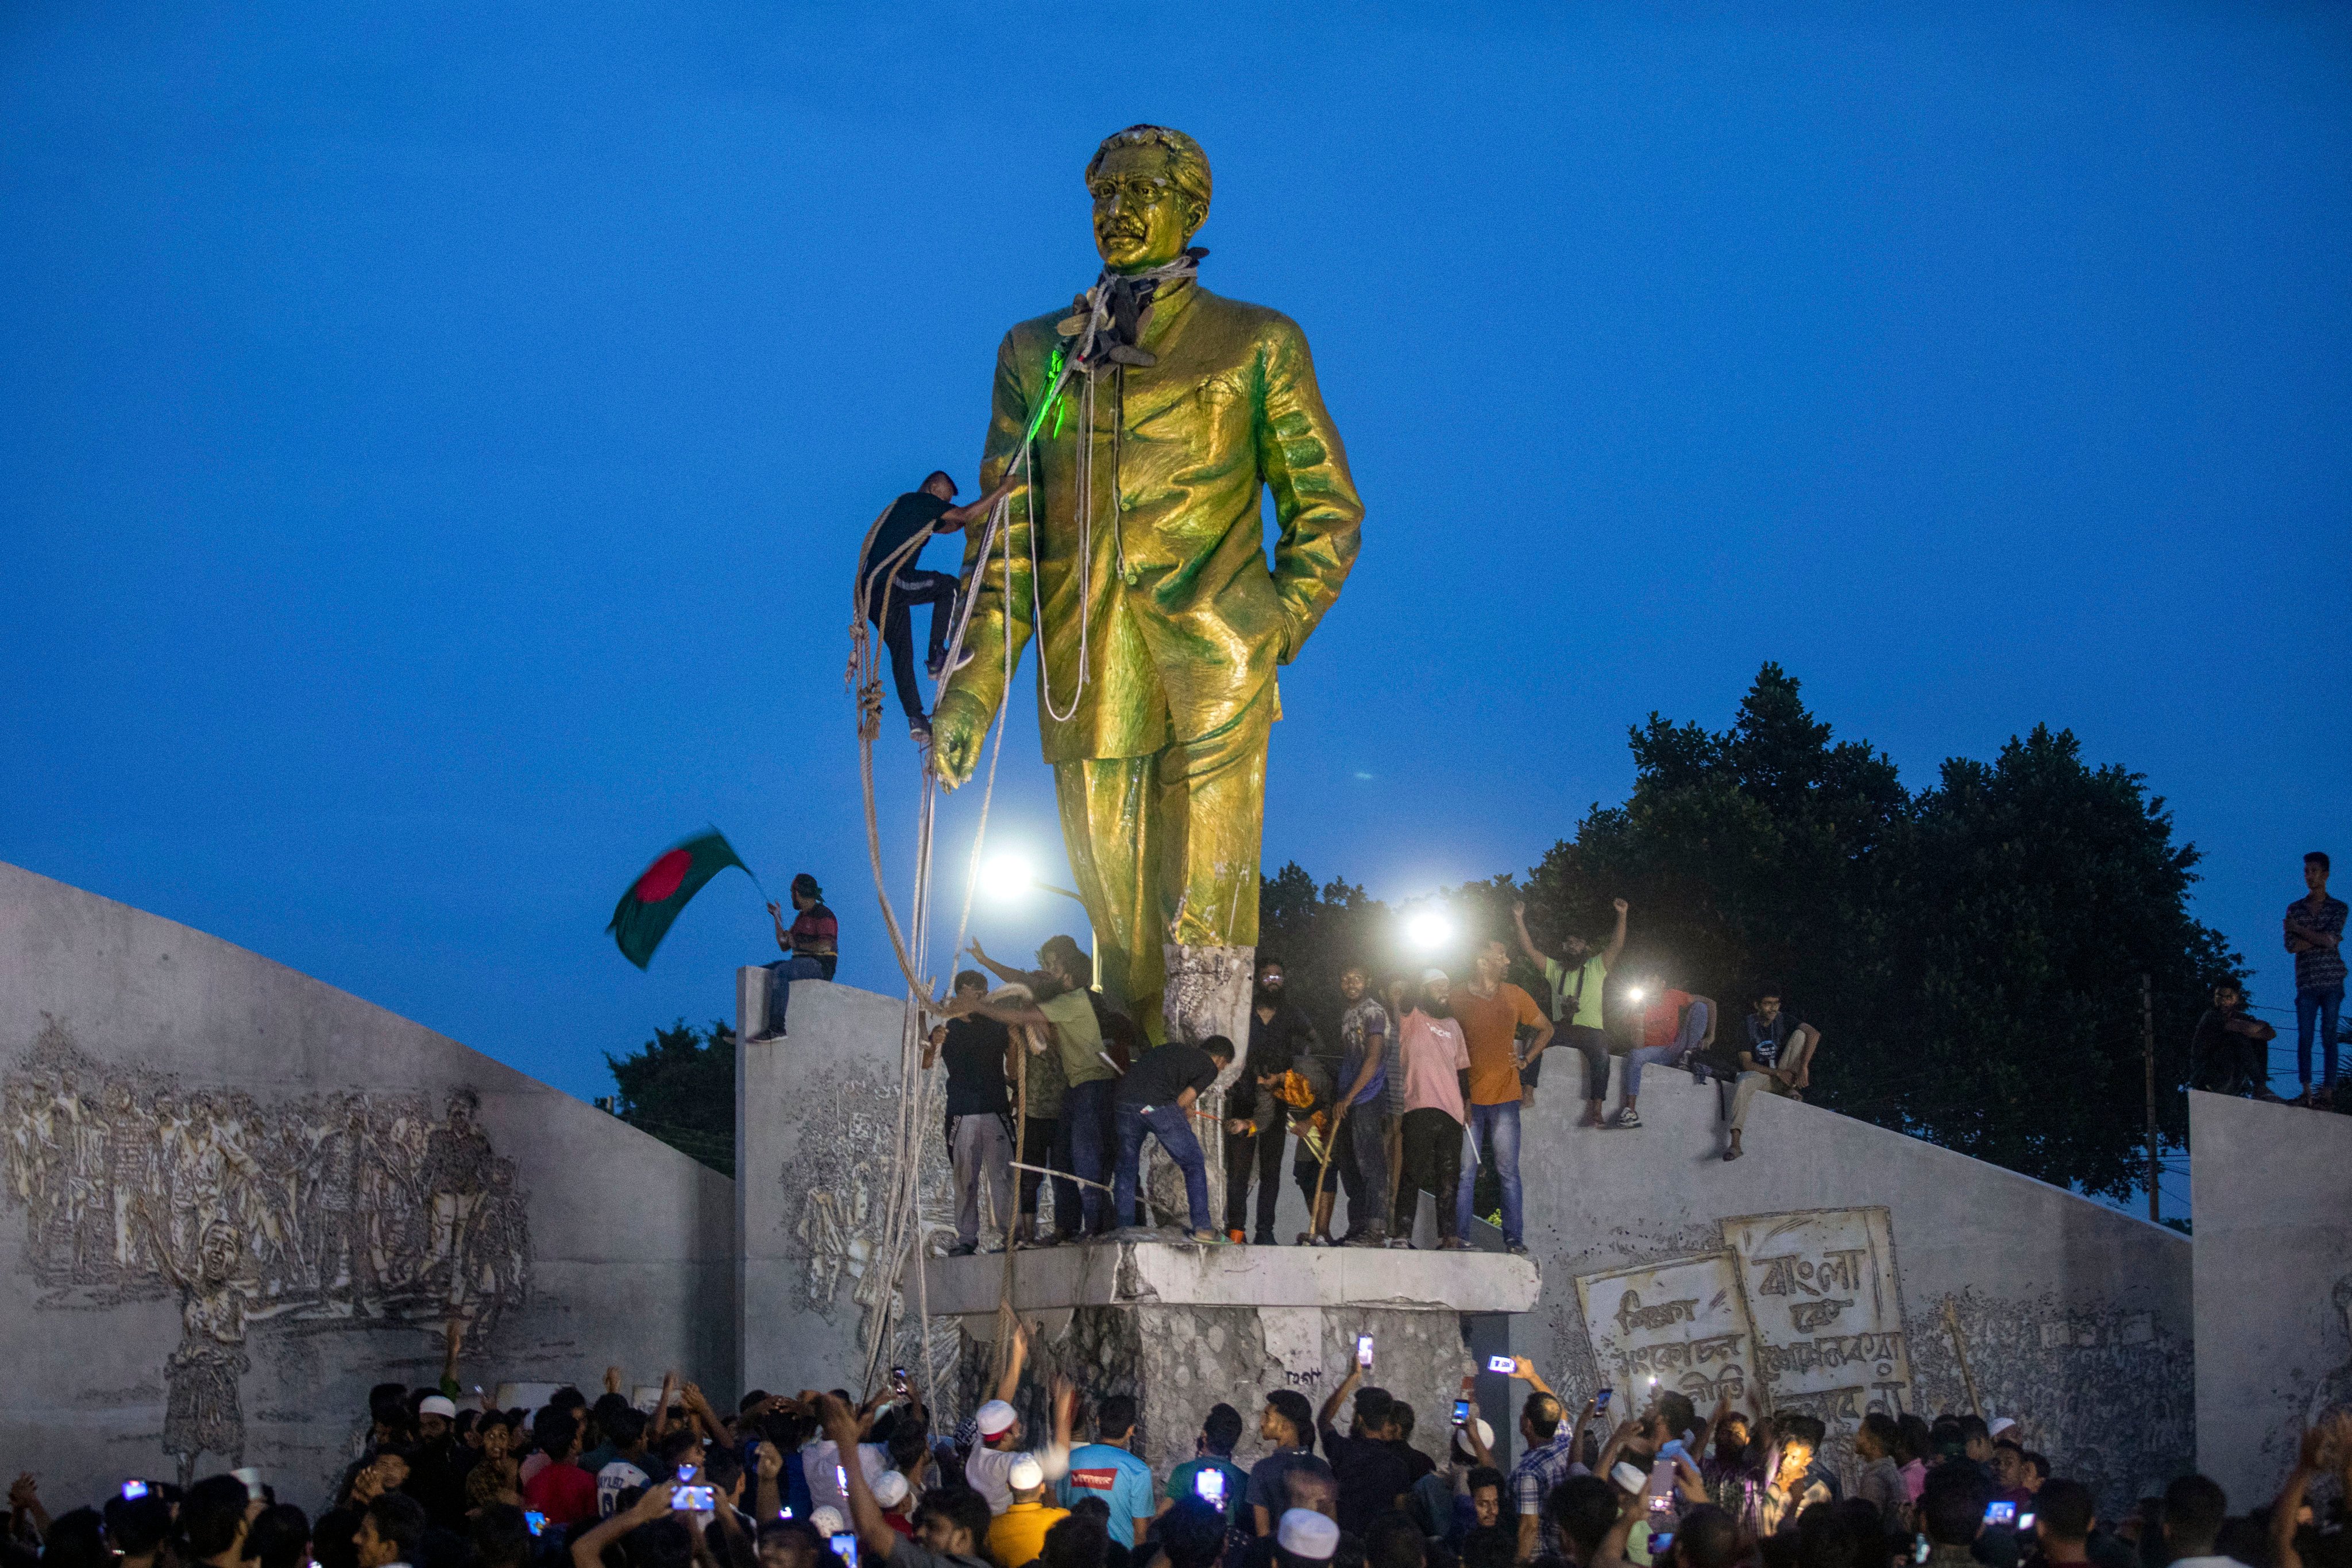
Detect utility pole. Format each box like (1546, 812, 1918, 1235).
(2142, 972, 2158, 1222)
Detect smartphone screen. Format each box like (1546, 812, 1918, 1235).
(1486, 1355, 1516, 1374)
(1651, 1535, 1674, 1555)
(1597, 1389, 1612, 1409)
(120, 1481, 149, 1500)
(1914, 1536, 1931, 1565)
(831, 1531, 861, 1568)
(525, 1512, 547, 1538)
(1356, 1335, 1374, 1367)
(674, 1486, 716, 1512)
(2018, 1514, 2036, 1534)
(1452, 1399, 1471, 1425)
(677, 1463, 697, 1483)
(1983, 1501, 2017, 1527)
(836, 1465, 848, 1493)
(1194, 1469, 1226, 1505)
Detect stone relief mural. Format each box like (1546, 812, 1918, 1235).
(4, 1016, 533, 1482)
(778, 1061, 957, 1394)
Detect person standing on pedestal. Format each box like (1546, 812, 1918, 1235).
(928, 125, 1363, 1060)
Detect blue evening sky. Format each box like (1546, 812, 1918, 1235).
(5, 1, 2347, 1208)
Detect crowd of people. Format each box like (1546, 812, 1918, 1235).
(9, 1336, 2343, 1568)
(904, 897, 1835, 1257)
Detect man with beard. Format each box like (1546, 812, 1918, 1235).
(1512, 898, 1627, 1120)
(1222, 956, 1321, 1245)
(1390, 970, 1472, 1250)
(401, 1393, 474, 1529)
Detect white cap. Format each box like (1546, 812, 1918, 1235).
(1987, 1416, 2017, 1439)
(976, 1399, 1019, 1438)
(1609, 1461, 1648, 1494)
(1007, 1457, 1045, 1492)
(1277, 1509, 1341, 1560)
(872, 1472, 910, 1510)
(418, 1396, 458, 1419)
(810, 1508, 846, 1537)
(1420, 968, 1448, 984)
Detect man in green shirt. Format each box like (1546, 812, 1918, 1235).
(964, 933, 1119, 1237)
(1161, 1403, 1249, 1531)
(1512, 897, 1627, 1123)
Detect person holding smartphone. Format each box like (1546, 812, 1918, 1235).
(1161, 1404, 1248, 1532)
(815, 1393, 995, 1568)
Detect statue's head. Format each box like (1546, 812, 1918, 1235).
(1086, 125, 1210, 275)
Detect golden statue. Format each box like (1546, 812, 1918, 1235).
(932, 125, 1362, 1050)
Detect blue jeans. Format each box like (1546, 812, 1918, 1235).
(762, 954, 825, 1034)
(1060, 1078, 1116, 1233)
(1625, 999, 1710, 1096)
(2297, 986, 2343, 1088)
(1454, 1099, 1523, 1245)
(1114, 1102, 1211, 1231)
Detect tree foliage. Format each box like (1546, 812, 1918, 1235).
(1266, 664, 2241, 1201)
(605, 1018, 736, 1176)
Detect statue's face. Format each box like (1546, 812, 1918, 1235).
(1088, 145, 1201, 275)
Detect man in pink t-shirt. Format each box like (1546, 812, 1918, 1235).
(1391, 969, 1473, 1250)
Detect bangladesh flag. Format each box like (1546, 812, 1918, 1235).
(607, 829, 750, 970)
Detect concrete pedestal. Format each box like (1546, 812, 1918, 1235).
(925, 1241, 1540, 1478)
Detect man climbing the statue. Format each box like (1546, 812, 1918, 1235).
(930, 124, 1363, 1056)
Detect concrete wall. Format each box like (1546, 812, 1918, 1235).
(2190, 1090, 2352, 1510)
(0, 861, 735, 1511)
(1516, 1062, 2192, 1515)
(737, 977, 956, 1405)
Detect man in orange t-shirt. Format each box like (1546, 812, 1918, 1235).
(1449, 938, 1552, 1255)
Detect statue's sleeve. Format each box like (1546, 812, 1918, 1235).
(1256, 317, 1364, 664)
(941, 330, 1041, 722)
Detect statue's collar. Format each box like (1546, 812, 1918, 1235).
(1064, 248, 1207, 373)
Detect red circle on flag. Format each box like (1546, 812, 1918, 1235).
(635, 848, 692, 903)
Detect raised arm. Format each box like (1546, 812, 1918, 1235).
(816, 1395, 902, 1563)
(573, 1482, 678, 1568)
(1458, 1383, 1497, 1468)
(994, 1318, 1029, 1405)
(2271, 1427, 2330, 1568)
(1320, 1361, 1365, 1432)
(1512, 901, 1552, 968)
(1602, 899, 1629, 970)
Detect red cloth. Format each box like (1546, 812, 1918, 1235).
(522, 1460, 598, 1527)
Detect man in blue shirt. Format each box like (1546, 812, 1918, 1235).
(1059, 1394, 1156, 1548)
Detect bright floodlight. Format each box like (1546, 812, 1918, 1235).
(1625, 986, 1647, 1003)
(1406, 912, 1453, 951)
(980, 852, 1036, 900)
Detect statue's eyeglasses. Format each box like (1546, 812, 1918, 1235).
(1088, 175, 1173, 206)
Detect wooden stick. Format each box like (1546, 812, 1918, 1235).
(1942, 1298, 1984, 1419)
